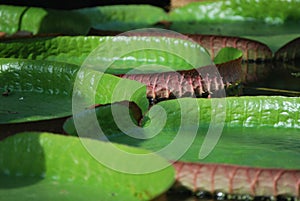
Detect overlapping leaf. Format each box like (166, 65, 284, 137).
(0, 58, 147, 123)
(0, 132, 175, 201)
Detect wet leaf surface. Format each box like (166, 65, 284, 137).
(0, 58, 148, 124)
(0, 132, 175, 201)
(0, 2, 300, 200)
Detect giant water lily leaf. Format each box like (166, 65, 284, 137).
(172, 160, 300, 197)
(0, 59, 78, 123)
(75, 5, 168, 31)
(141, 96, 300, 168)
(213, 47, 242, 64)
(0, 4, 167, 35)
(0, 36, 104, 65)
(64, 49, 243, 137)
(0, 5, 90, 35)
(63, 101, 143, 137)
(243, 34, 300, 53)
(0, 58, 147, 124)
(0, 36, 245, 79)
(169, 0, 300, 36)
(0, 132, 175, 201)
(0, 36, 212, 73)
(187, 34, 272, 61)
(64, 96, 300, 169)
(20, 7, 91, 35)
(141, 119, 300, 169)
(63, 96, 300, 196)
(169, 0, 300, 24)
(0, 5, 28, 34)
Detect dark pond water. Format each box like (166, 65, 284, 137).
(241, 62, 300, 97)
(152, 188, 297, 201)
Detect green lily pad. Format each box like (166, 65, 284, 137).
(0, 36, 103, 65)
(244, 34, 300, 53)
(0, 36, 245, 123)
(0, 132, 175, 201)
(0, 35, 244, 89)
(0, 5, 90, 35)
(213, 47, 242, 64)
(139, 97, 300, 169)
(169, 0, 300, 37)
(0, 58, 147, 124)
(20, 7, 91, 35)
(75, 5, 168, 31)
(170, 0, 300, 24)
(0, 59, 78, 123)
(0, 36, 213, 72)
(143, 96, 300, 129)
(64, 96, 300, 169)
(0, 4, 167, 35)
(0, 5, 28, 35)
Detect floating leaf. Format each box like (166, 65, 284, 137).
(20, 7, 91, 35)
(63, 101, 143, 137)
(0, 58, 147, 124)
(173, 161, 300, 197)
(188, 34, 272, 62)
(169, 0, 300, 36)
(64, 96, 300, 196)
(0, 5, 27, 34)
(0, 132, 175, 201)
(0, 35, 212, 72)
(65, 96, 300, 167)
(76, 5, 168, 31)
(0, 5, 90, 35)
(243, 34, 300, 53)
(0, 59, 78, 123)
